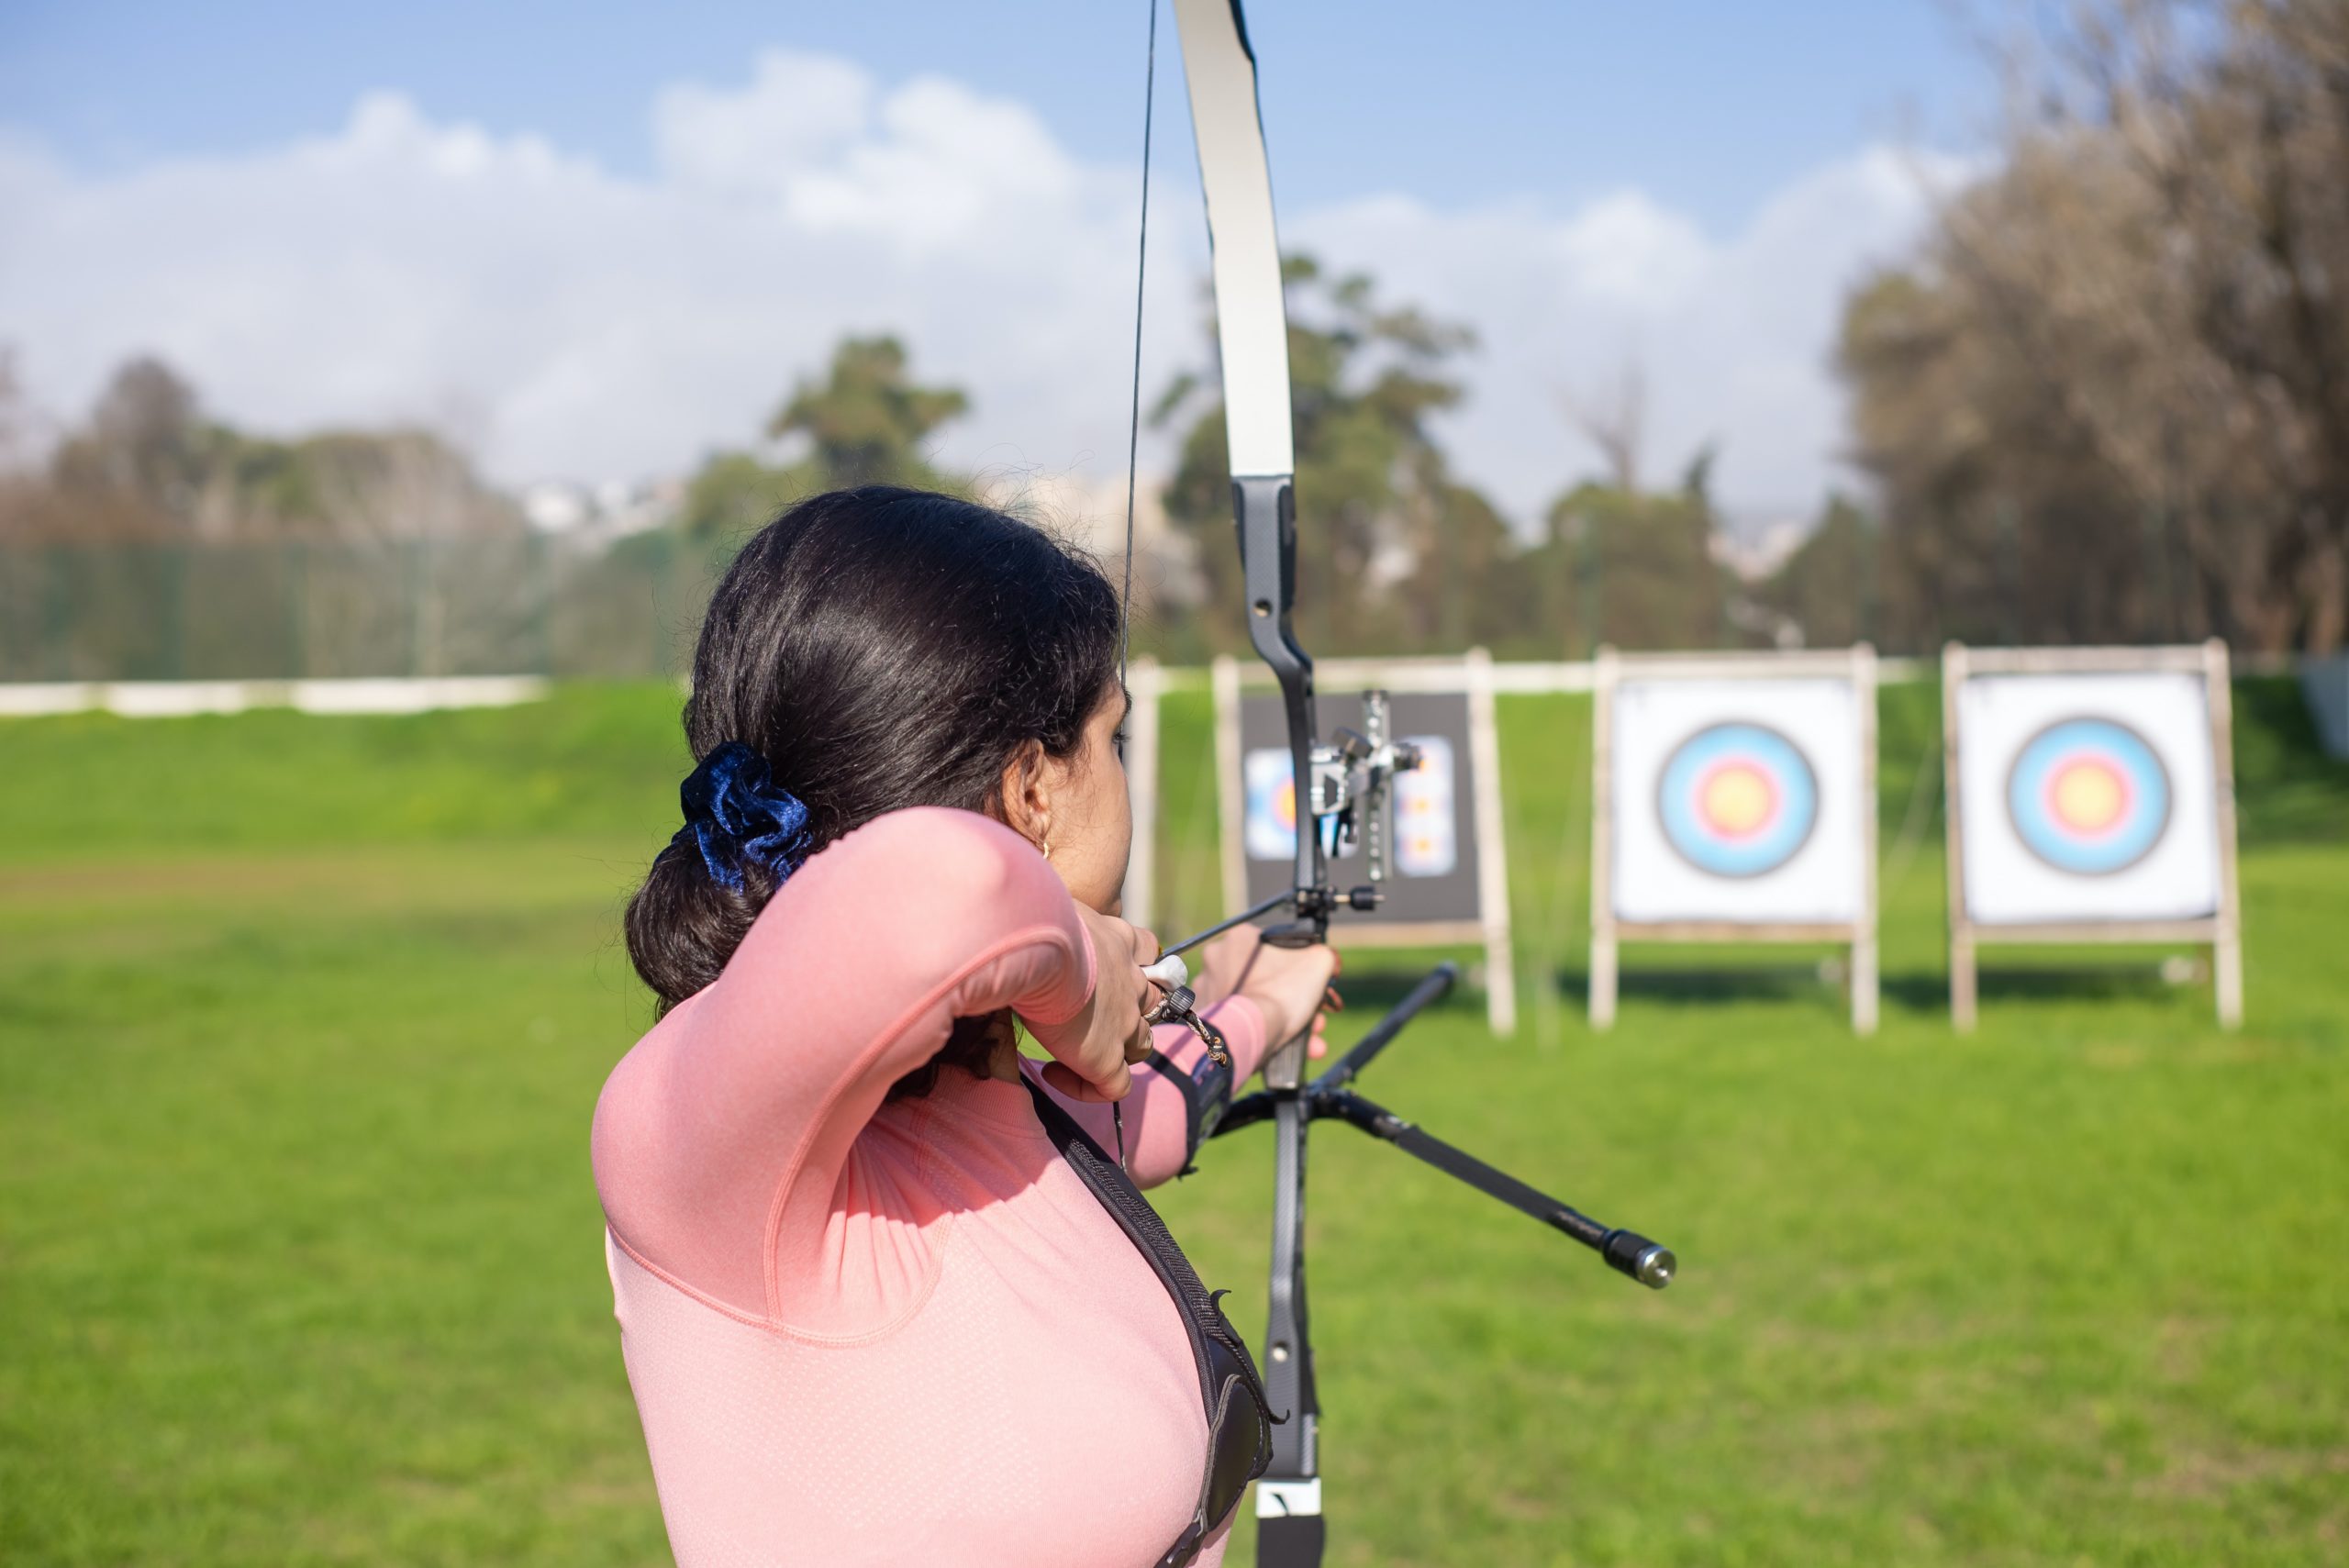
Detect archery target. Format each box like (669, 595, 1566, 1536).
(1611, 677, 1865, 924)
(1236, 689, 1486, 927)
(1957, 672, 2221, 923)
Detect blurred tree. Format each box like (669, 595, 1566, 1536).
(0, 348, 54, 539)
(1755, 494, 1878, 650)
(1391, 479, 1542, 655)
(1154, 256, 1514, 654)
(678, 335, 972, 544)
(675, 450, 806, 550)
(1839, 0, 2349, 654)
(239, 428, 518, 542)
(2, 355, 515, 543)
(24, 357, 205, 539)
(1561, 361, 1648, 496)
(768, 335, 968, 489)
(0, 348, 33, 471)
(1514, 357, 1737, 653)
(1530, 464, 1735, 654)
(86, 358, 204, 518)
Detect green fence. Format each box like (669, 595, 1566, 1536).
(0, 537, 725, 683)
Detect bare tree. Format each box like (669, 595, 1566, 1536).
(1560, 360, 1648, 495)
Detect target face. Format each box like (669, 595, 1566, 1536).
(2004, 717, 2171, 876)
(1654, 722, 1820, 879)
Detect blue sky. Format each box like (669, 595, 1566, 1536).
(1, 0, 1981, 234)
(0, 1, 1991, 520)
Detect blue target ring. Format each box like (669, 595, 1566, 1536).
(1655, 722, 1819, 879)
(2005, 717, 2170, 876)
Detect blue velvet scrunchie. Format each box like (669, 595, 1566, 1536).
(674, 741, 811, 893)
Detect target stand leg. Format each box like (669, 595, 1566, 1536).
(1950, 925, 1978, 1033)
(2214, 928, 2243, 1030)
(1852, 930, 1879, 1036)
(1589, 920, 1619, 1030)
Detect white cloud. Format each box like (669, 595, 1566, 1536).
(651, 50, 874, 189)
(1294, 145, 1977, 523)
(0, 50, 1974, 528)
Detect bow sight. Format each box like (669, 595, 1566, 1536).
(1196, 692, 1423, 952)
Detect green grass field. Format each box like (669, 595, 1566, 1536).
(3, 681, 2344, 1566)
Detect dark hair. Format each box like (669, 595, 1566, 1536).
(625, 486, 1123, 1091)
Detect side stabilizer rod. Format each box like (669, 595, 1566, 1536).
(1208, 959, 1457, 1136)
(1313, 962, 1457, 1093)
(1316, 1088, 1676, 1290)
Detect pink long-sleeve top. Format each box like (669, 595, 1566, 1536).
(592, 806, 1269, 1567)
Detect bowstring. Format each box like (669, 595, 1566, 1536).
(1120, 0, 1157, 689)
(1115, 0, 1159, 1173)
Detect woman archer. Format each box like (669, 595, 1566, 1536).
(593, 485, 1339, 1565)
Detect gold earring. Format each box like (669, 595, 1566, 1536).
(1040, 839, 1053, 862)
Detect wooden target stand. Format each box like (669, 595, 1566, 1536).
(1942, 640, 2243, 1032)
(1588, 645, 1882, 1035)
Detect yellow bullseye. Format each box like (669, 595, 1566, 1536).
(1700, 764, 1774, 837)
(2050, 760, 2125, 831)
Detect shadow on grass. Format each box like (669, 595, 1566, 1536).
(1293, 935, 2210, 1027)
(1882, 962, 2194, 1012)
(1536, 961, 2197, 1017)
(1550, 963, 1843, 1006)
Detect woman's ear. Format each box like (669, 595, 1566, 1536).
(996, 739, 1052, 852)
